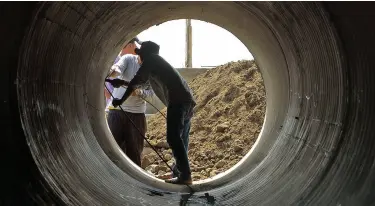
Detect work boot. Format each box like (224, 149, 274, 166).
(165, 177, 192, 185)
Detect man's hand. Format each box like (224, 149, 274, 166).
(132, 89, 143, 97)
(131, 89, 143, 96)
(105, 78, 128, 88)
(112, 98, 123, 107)
(131, 90, 137, 96)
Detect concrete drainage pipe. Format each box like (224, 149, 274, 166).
(2, 2, 375, 205)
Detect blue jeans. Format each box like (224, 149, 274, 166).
(167, 102, 194, 180)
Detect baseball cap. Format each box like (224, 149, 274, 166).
(135, 41, 160, 56)
(134, 37, 143, 45)
(127, 37, 143, 45)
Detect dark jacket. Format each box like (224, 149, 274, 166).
(120, 54, 196, 106)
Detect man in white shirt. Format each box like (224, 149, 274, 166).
(106, 38, 153, 167)
(111, 41, 196, 185)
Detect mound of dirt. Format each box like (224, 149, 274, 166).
(142, 60, 266, 181)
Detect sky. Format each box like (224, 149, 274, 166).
(136, 19, 253, 68)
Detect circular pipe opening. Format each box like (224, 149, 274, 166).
(105, 18, 265, 183)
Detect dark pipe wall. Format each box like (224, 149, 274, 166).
(315, 3, 375, 205)
(1, 2, 62, 205)
(1, 2, 375, 205)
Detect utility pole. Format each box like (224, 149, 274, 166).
(185, 19, 192, 68)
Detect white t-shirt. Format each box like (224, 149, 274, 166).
(106, 54, 152, 113)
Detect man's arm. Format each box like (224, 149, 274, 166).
(108, 55, 129, 78)
(114, 62, 151, 106)
(104, 88, 111, 99)
(108, 65, 121, 78)
(106, 55, 133, 88)
(105, 78, 129, 88)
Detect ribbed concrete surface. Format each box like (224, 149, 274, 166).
(2, 2, 375, 205)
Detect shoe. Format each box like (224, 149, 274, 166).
(165, 177, 193, 185)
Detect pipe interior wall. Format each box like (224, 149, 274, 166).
(1, 2, 375, 205)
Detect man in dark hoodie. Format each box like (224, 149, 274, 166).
(111, 41, 196, 185)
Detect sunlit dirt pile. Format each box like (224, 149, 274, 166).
(142, 60, 266, 181)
